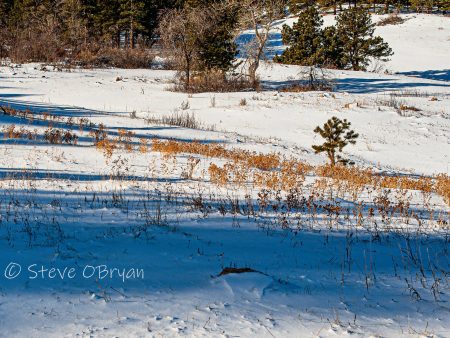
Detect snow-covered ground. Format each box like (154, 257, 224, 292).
(0, 13, 448, 338)
(271, 13, 450, 73)
(1, 61, 448, 174)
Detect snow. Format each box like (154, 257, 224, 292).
(1, 61, 448, 175)
(0, 13, 448, 338)
(271, 13, 450, 73)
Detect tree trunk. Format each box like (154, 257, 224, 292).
(328, 150, 336, 166)
(185, 58, 191, 91)
(130, 21, 134, 49)
(249, 60, 259, 90)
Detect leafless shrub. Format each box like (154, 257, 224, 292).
(377, 14, 405, 26)
(146, 111, 215, 131)
(159, 5, 212, 91)
(75, 47, 155, 69)
(170, 71, 254, 93)
(236, 0, 286, 89)
(180, 100, 190, 110)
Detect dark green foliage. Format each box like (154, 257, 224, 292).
(118, 0, 146, 48)
(320, 26, 343, 68)
(276, 6, 393, 71)
(275, 7, 324, 66)
(198, 5, 238, 72)
(312, 117, 359, 166)
(274, 6, 344, 68)
(159, 3, 239, 91)
(336, 7, 393, 70)
(288, 0, 317, 14)
(0, 0, 13, 24)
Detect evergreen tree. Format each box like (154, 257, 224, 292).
(312, 117, 359, 166)
(288, 0, 317, 14)
(0, 0, 13, 26)
(118, 0, 146, 48)
(274, 6, 324, 66)
(320, 26, 343, 68)
(336, 7, 393, 70)
(198, 4, 238, 72)
(94, 0, 122, 47)
(0, 0, 13, 58)
(60, 0, 86, 50)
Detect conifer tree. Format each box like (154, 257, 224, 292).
(312, 117, 359, 166)
(118, 0, 146, 49)
(0, 0, 13, 25)
(320, 25, 343, 68)
(197, 4, 238, 72)
(274, 6, 324, 66)
(336, 7, 393, 70)
(94, 0, 121, 46)
(60, 0, 86, 50)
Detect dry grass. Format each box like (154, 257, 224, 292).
(151, 139, 449, 205)
(436, 174, 450, 206)
(74, 47, 155, 69)
(171, 71, 254, 93)
(279, 82, 332, 92)
(146, 111, 215, 131)
(2, 107, 448, 207)
(134, 143, 448, 207)
(377, 14, 405, 26)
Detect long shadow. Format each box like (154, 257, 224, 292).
(0, 180, 443, 224)
(0, 185, 447, 299)
(0, 168, 184, 183)
(0, 93, 40, 99)
(398, 69, 450, 82)
(334, 77, 449, 94)
(0, 97, 111, 118)
(0, 99, 227, 144)
(0, 184, 448, 331)
(262, 76, 450, 94)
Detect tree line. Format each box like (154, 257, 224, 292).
(0, 1, 446, 91)
(289, 0, 449, 15)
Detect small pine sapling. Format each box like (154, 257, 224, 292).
(312, 116, 359, 166)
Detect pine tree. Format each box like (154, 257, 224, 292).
(288, 0, 317, 14)
(0, 0, 13, 58)
(312, 117, 359, 166)
(274, 6, 324, 66)
(92, 0, 121, 47)
(320, 25, 343, 68)
(60, 0, 86, 50)
(0, 0, 13, 26)
(119, 0, 143, 48)
(197, 4, 238, 72)
(336, 7, 393, 70)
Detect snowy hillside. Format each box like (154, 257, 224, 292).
(0, 13, 448, 338)
(269, 13, 450, 73)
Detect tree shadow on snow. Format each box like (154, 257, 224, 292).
(397, 69, 450, 82)
(335, 77, 449, 94)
